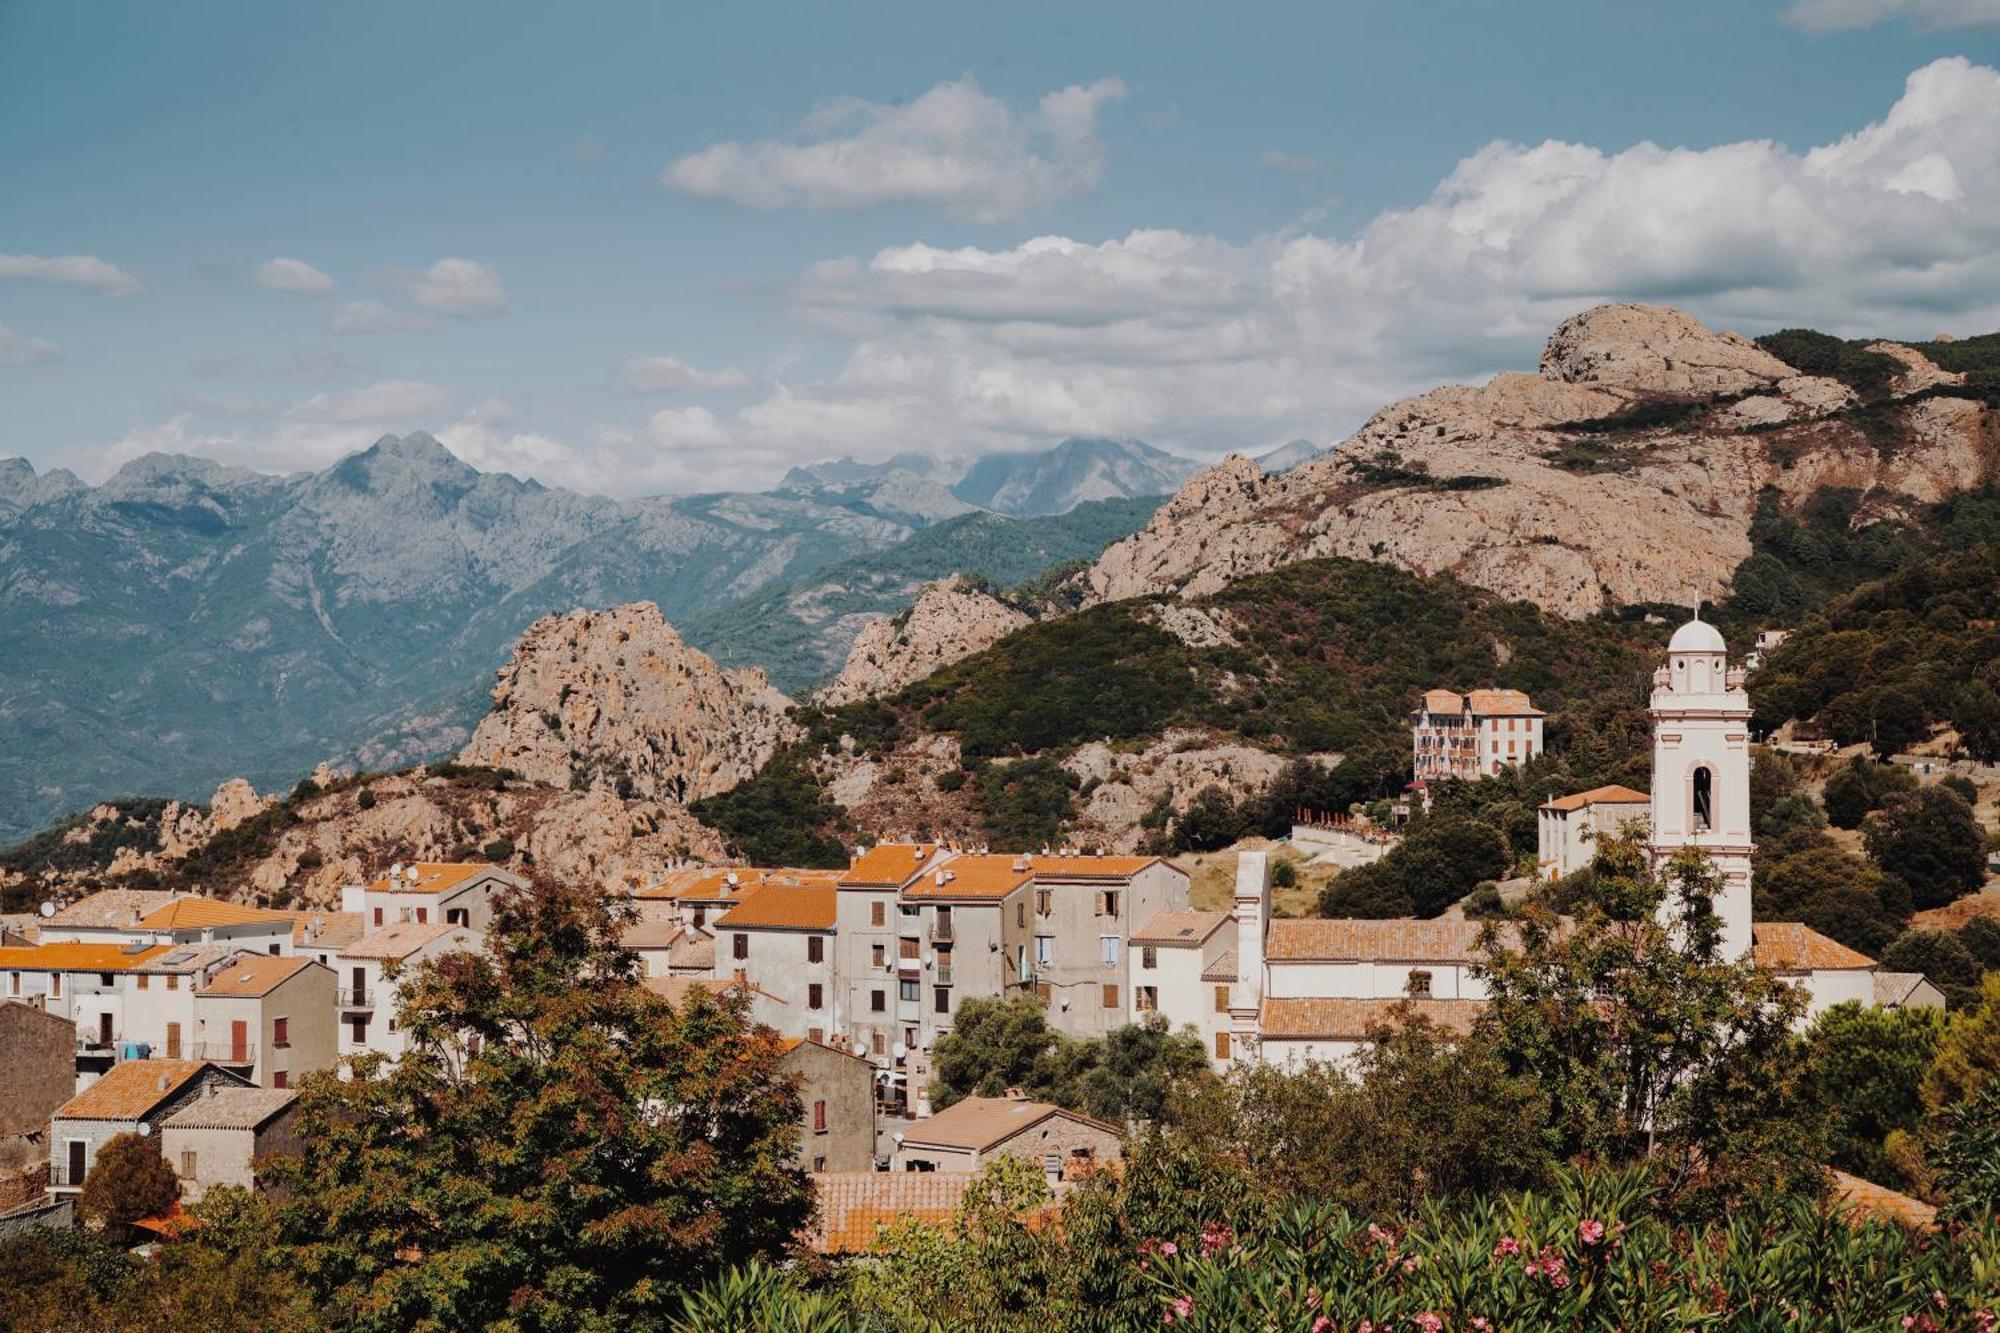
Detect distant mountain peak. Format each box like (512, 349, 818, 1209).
(952, 436, 1200, 517)
(362, 431, 473, 470)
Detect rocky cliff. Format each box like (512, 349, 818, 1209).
(457, 602, 798, 803)
(1085, 305, 1994, 617)
(820, 577, 1034, 706)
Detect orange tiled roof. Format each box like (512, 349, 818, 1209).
(1265, 917, 1496, 963)
(1418, 688, 1464, 713)
(1259, 996, 1486, 1040)
(901, 854, 1034, 901)
(57, 1059, 216, 1121)
(1027, 853, 1170, 880)
(1752, 922, 1876, 972)
(901, 1095, 1121, 1153)
(1828, 1169, 1937, 1229)
(1465, 688, 1543, 716)
(1202, 950, 1239, 983)
(840, 843, 940, 888)
(807, 1171, 977, 1253)
(0, 941, 170, 972)
(296, 911, 366, 950)
(365, 862, 498, 895)
(619, 920, 686, 949)
(44, 889, 182, 928)
(138, 898, 297, 931)
(1130, 910, 1229, 946)
(338, 921, 465, 961)
(713, 883, 837, 932)
(640, 866, 842, 903)
(1540, 784, 1651, 813)
(197, 954, 317, 998)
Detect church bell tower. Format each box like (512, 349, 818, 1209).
(1648, 609, 1754, 961)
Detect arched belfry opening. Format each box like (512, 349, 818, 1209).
(1692, 766, 1713, 833)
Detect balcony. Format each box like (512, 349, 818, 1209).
(928, 916, 955, 943)
(340, 988, 377, 1010)
(47, 1162, 85, 1189)
(191, 1041, 257, 1065)
(935, 964, 953, 987)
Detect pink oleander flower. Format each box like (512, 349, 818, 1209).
(1493, 1236, 1520, 1258)
(1937, 1292, 1950, 1311)
(1367, 1222, 1395, 1248)
(1471, 1321, 1492, 1331)
(1901, 1318, 1916, 1330)
(1311, 1320, 1331, 1333)
(1550, 1271, 1571, 1290)
(1161, 1241, 1178, 1256)
(1172, 1297, 1192, 1315)
(1524, 1260, 1542, 1278)
(1414, 1313, 1443, 1333)
(1579, 1218, 1605, 1245)
(1402, 1254, 1422, 1274)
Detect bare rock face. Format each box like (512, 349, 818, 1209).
(1084, 303, 1997, 618)
(458, 602, 798, 804)
(1864, 341, 1964, 395)
(821, 577, 1033, 706)
(208, 778, 272, 832)
(1539, 303, 1793, 395)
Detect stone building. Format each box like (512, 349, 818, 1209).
(336, 922, 481, 1064)
(779, 1037, 875, 1173)
(158, 1085, 300, 1203)
(892, 1093, 1122, 1178)
(337, 862, 521, 934)
(0, 1004, 74, 1180)
(48, 1059, 250, 1194)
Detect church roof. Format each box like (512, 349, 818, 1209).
(1667, 617, 1727, 654)
(1540, 784, 1650, 813)
(1751, 923, 1875, 971)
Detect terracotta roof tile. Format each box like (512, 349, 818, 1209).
(57, 1059, 216, 1121)
(1828, 1169, 1937, 1229)
(901, 1095, 1121, 1153)
(196, 954, 318, 998)
(671, 934, 715, 969)
(44, 889, 183, 929)
(137, 899, 297, 931)
(1131, 910, 1229, 946)
(1259, 996, 1486, 1040)
(713, 883, 837, 932)
(160, 1086, 297, 1131)
(1540, 784, 1651, 813)
(639, 866, 842, 903)
(297, 911, 366, 950)
(1265, 918, 1497, 963)
(1465, 688, 1543, 716)
(840, 843, 942, 888)
(364, 862, 500, 895)
(902, 854, 1034, 901)
(1202, 950, 1239, 983)
(338, 921, 468, 961)
(0, 941, 171, 972)
(1027, 854, 1169, 880)
(806, 1171, 976, 1253)
(1752, 922, 1876, 971)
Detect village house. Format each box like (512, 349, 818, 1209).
(158, 1085, 300, 1203)
(1875, 972, 1948, 1010)
(1752, 924, 1880, 1022)
(711, 881, 837, 1040)
(626, 866, 841, 932)
(0, 1004, 75, 1191)
(1127, 909, 1236, 1063)
(1, 939, 173, 1071)
(780, 1037, 876, 1173)
(618, 920, 712, 978)
(336, 921, 481, 1064)
(38, 891, 302, 956)
(805, 1171, 979, 1254)
(295, 911, 367, 970)
(1536, 784, 1651, 880)
(893, 1093, 1122, 1179)
(192, 954, 337, 1088)
(337, 862, 521, 934)
(48, 1059, 250, 1195)
(1410, 687, 1545, 782)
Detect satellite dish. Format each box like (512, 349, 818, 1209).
(891, 1132, 905, 1145)
(389, 862, 404, 879)
(891, 1042, 907, 1061)
(38, 901, 56, 919)
(136, 1122, 152, 1138)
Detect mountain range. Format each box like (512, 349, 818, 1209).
(0, 433, 1186, 841)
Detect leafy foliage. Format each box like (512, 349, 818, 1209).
(77, 1132, 179, 1230)
(1803, 1002, 1945, 1184)
(931, 996, 1211, 1124)
(1865, 785, 1988, 912)
(690, 750, 851, 868)
(1753, 328, 1906, 399)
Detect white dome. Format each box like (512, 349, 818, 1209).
(1667, 617, 1727, 654)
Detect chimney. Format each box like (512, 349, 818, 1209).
(157, 1074, 171, 1092)
(1230, 850, 1270, 1040)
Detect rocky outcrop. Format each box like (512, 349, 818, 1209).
(458, 602, 798, 804)
(821, 578, 1033, 706)
(1085, 305, 1997, 617)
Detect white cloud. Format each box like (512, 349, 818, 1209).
(0, 321, 60, 366)
(0, 253, 142, 298)
(329, 300, 433, 334)
(255, 257, 334, 295)
(619, 355, 753, 393)
(1258, 150, 1320, 175)
(661, 75, 1125, 222)
(406, 257, 508, 318)
(1785, 0, 2000, 29)
(294, 379, 452, 423)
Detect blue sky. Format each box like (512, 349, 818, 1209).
(3, 0, 1999, 495)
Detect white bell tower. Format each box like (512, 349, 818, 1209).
(1648, 608, 1754, 961)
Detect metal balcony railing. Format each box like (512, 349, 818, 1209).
(929, 917, 954, 943)
(340, 988, 377, 1009)
(191, 1041, 257, 1064)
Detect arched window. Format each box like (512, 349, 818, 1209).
(1692, 766, 1713, 832)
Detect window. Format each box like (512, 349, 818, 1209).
(1097, 891, 1120, 919)
(274, 1069, 289, 1089)
(1137, 985, 1157, 1012)
(467, 1034, 482, 1057)
(1215, 1032, 1231, 1060)
(899, 937, 920, 960)
(7, 973, 17, 997)
(808, 1027, 824, 1044)
(447, 908, 468, 927)
(813, 1155, 827, 1171)
(899, 979, 919, 1003)
(180, 1150, 197, 1178)
(813, 1100, 827, 1133)
(1036, 889, 1052, 916)
(1214, 985, 1230, 1014)
(50, 973, 60, 999)
(871, 901, 886, 927)
(349, 1015, 367, 1043)
(1101, 984, 1119, 1009)
(268, 943, 280, 955)
(167, 974, 179, 991)
(373, 907, 384, 927)
(1033, 936, 1053, 967)
(136, 974, 149, 990)
(808, 983, 824, 1010)
(872, 943, 886, 968)
(934, 986, 950, 1014)
(1141, 946, 1157, 970)
(100, 973, 114, 986)
(733, 934, 749, 961)
(871, 988, 886, 1012)
(808, 936, 825, 964)
(1407, 969, 1433, 998)
(872, 1032, 886, 1056)
(1016, 902, 1026, 929)
(1099, 936, 1119, 967)
(1036, 982, 1052, 1003)
(1693, 766, 1714, 832)
(273, 1017, 290, 1049)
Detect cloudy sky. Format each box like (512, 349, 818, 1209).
(4, 0, 2000, 496)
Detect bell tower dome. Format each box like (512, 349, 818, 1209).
(1649, 608, 1753, 961)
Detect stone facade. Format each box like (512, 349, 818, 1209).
(0, 1004, 75, 1176)
(781, 1039, 876, 1174)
